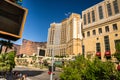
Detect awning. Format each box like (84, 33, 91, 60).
(96, 52, 101, 57)
(105, 51, 111, 56)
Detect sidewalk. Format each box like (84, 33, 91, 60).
(15, 66, 48, 71)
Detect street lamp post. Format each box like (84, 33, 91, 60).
(50, 48, 54, 80)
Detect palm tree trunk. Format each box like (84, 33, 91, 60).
(5, 46, 8, 53)
(5, 40, 11, 53)
(0, 45, 3, 54)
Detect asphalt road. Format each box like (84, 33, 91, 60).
(13, 66, 61, 80)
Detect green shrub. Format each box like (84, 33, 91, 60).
(114, 43, 120, 61)
(0, 51, 15, 72)
(60, 56, 119, 80)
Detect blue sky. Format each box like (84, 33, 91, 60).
(15, 0, 103, 44)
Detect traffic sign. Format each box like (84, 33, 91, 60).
(0, 0, 28, 41)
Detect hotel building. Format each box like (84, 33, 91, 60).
(46, 13, 83, 56)
(47, 0, 120, 60)
(82, 0, 120, 60)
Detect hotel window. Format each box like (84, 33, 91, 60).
(98, 28, 102, 34)
(107, 3, 112, 16)
(92, 10, 95, 22)
(87, 12, 91, 23)
(87, 31, 90, 37)
(48, 49, 50, 56)
(83, 14, 86, 25)
(98, 6, 104, 19)
(82, 45, 85, 55)
(52, 30, 55, 44)
(105, 26, 109, 32)
(113, 24, 118, 30)
(104, 36, 110, 51)
(96, 43, 101, 52)
(92, 30, 96, 35)
(83, 33, 85, 38)
(115, 34, 118, 37)
(50, 49, 52, 56)
(113, 0, 119, 14)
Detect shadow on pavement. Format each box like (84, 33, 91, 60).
(13, 70, 44, 77)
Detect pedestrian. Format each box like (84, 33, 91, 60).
(19, 73, 22, 78)
(17, 73, 23, 80)
(22, 74, 27, 80)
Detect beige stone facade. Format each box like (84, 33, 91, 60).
(47, 13, 83, 56)
(82, 0, 120, 60)
(47, 0, 120, 60)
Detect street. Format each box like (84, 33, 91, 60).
(13, 66, 61, 80)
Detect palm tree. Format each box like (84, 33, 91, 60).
(4, 40, 13, 53)
(0, 40, 7, 54)
(0, 40, 13, 53)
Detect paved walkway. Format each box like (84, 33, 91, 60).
(12, 66, 61, 80)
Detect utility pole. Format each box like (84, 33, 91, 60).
(50, 48, 54, 80)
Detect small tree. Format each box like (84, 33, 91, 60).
(0, 51, 15, 72)
(60, 56, 89, 80)
(83, 59, 116, 80)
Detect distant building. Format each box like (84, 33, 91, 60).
(14, 39, 47, 56)
(13, 44, 21, 55)
(47, 0, 120, 61)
